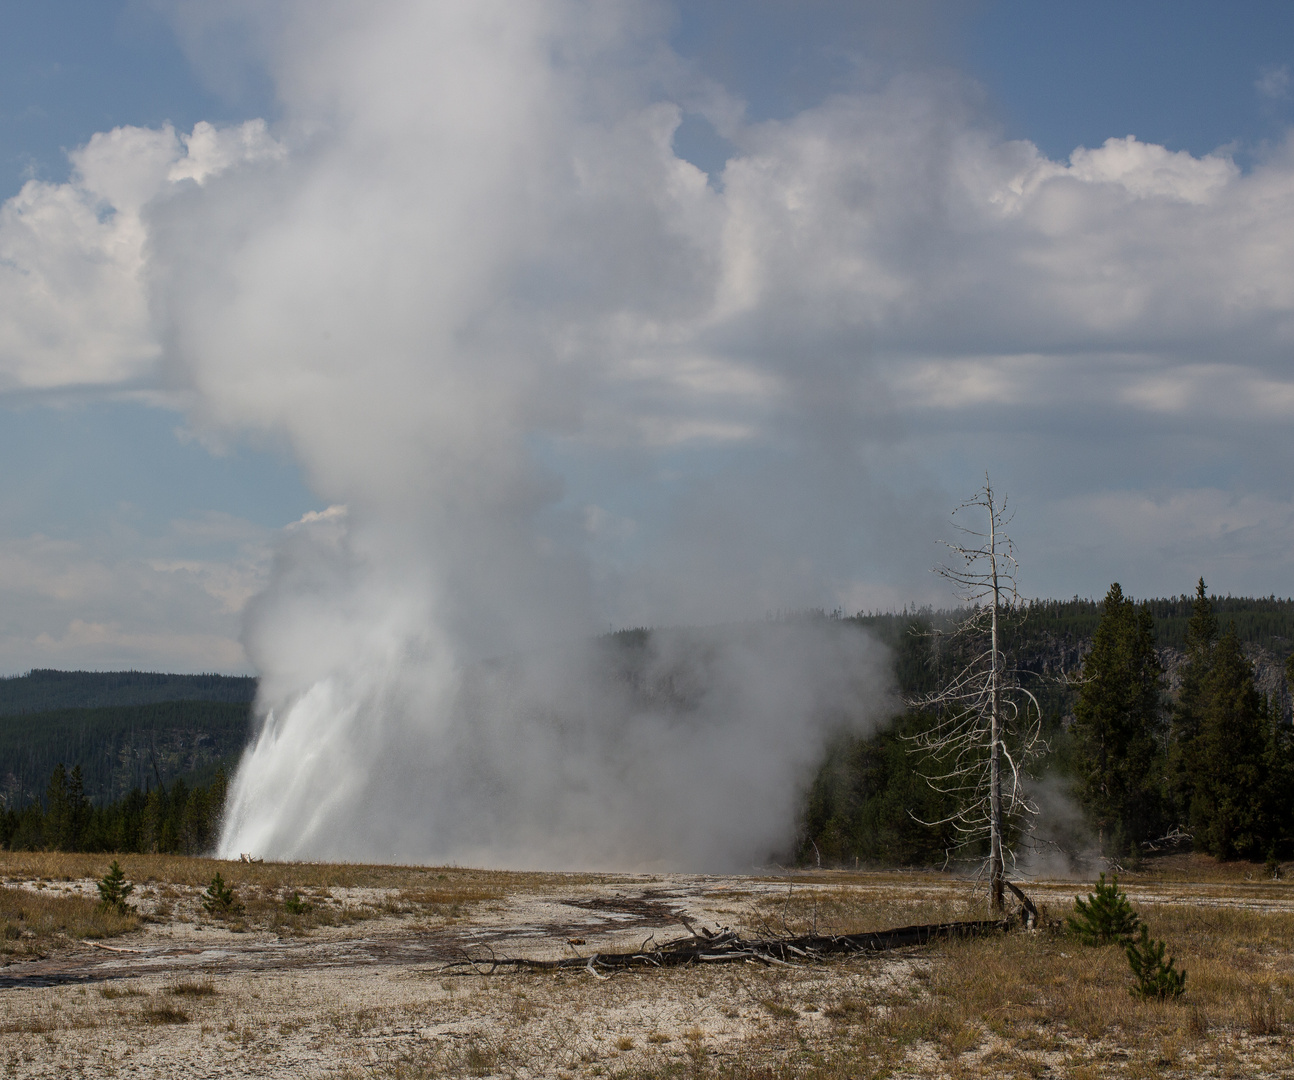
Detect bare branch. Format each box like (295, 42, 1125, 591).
(903, 476, 1044, 913)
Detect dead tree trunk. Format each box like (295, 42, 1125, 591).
(904, 475, 1041, 915)
(988, 497, 1005, 912)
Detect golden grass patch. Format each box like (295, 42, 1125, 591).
(0, 882, 138, 956)
(0, 850, 569, 894)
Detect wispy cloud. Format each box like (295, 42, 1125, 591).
(1256, 64, 1291, 102)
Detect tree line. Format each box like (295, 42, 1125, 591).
(804, 581, 1294, 868)
(1073, 579, 1293, 863)
(0, 699, 250, 807)
(4, 584, 1291, 864)
(0, 763, 229, 855)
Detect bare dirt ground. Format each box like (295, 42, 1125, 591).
(3, 853, 1294, 1078)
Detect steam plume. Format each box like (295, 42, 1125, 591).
(139, 2, 900, 867)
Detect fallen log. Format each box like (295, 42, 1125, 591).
(443, 917, 1014, 976)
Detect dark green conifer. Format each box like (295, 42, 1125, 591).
(44, 763, 70, 851)
(67, 765, 90, 852)
(1168, 579, 1218, 830)
(1126, 925, 1186, 999)
(201, 872, 244, 916)
(1073, 584, 1165, 855)
(1187, 627, 1269, 859)
(96, 860, 134, 913)
(1067, 872, 1141, 946)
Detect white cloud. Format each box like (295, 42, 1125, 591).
(1257, 64, 1291, 102)
(4, 3, 1292, 630)
(0, 120, 279, 392)
(1066, 136, 1236, 204)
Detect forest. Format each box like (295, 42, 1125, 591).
(803, 582, 1294, 869)
(2, 585, 1293, 865)
(0, 672, 250, 855)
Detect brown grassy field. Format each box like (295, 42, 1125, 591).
(1, 851, 1292, 1078)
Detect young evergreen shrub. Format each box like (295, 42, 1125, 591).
(1126, 925, 1187, 1000)
(283, 892, 312, 915)
(1067, 872, 1140, 945)
(200, 872, 244, 917)
(96, 860, 134, 913)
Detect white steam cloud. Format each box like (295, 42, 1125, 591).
(156, 1, 906, 868)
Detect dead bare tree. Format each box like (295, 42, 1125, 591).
(905, 477, 1043, 912)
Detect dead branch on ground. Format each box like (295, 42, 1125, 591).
(441, 915, 1019, 976)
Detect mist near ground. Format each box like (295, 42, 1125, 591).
(220, 610, 894, 870)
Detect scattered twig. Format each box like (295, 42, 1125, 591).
(84, 941, 144, 954)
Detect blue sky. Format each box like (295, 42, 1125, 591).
(1, 1, 1293, 673)
(7, 3, 1293, 196)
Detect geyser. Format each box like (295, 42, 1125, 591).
(222, 593, 894, 869)
(133, 1, 910, 867)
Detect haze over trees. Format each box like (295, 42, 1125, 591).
(3, 589, 1293, 865)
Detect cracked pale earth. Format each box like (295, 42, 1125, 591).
(2, 852, 1293, 1078)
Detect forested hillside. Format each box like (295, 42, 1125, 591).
(0, 703, 251, 812)
(803, 587, 1294, 868)
(0, 669, 255, 716)
(0, 700, 251, 808)
(0, 668, 255, 818)
(4, 590, 1294, 863)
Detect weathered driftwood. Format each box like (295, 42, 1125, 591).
(443, 917, 1016, 976)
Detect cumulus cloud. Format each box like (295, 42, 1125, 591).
(0, 120, 279, 391)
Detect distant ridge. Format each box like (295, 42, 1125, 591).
(0, 670, 257, 718)
(0, 700, 252, 806)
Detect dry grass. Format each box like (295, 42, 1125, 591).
(2, 853, 1293, 1078)
(0, 850, 547, 894)
(167, 978, 217, 997)
(99, 984, 145, 999)
(745, 882, 978, 937)
(0, 882, 138, 957)
(0, 852, 530, 946)
(139, 1002, 190, 1024)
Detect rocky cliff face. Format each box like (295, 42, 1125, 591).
(1157, 644, 1292, 724)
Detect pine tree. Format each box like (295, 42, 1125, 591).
(1072, 584, 1165, 856)
(1126, 925, 1187, 999)
(1168, 579, 1218, 827)
(96, 860, 134, 913)
(1066, 872, 1141, 946)
(1261, 706, 1293, 864)
(142, 787, 164, 853)
(66, 765, 90, 852)
(201, 872, 243, 916)
(1188, 627, 1269, 859)
(44, 764, 70, 851)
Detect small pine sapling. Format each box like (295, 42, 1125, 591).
(201, 872, 245, 917)
(1067, 872, 1140, 945)
(96, 860, 134, 913)
(283, 892, 312, 915)
(1126, 925, 1187, 1000)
